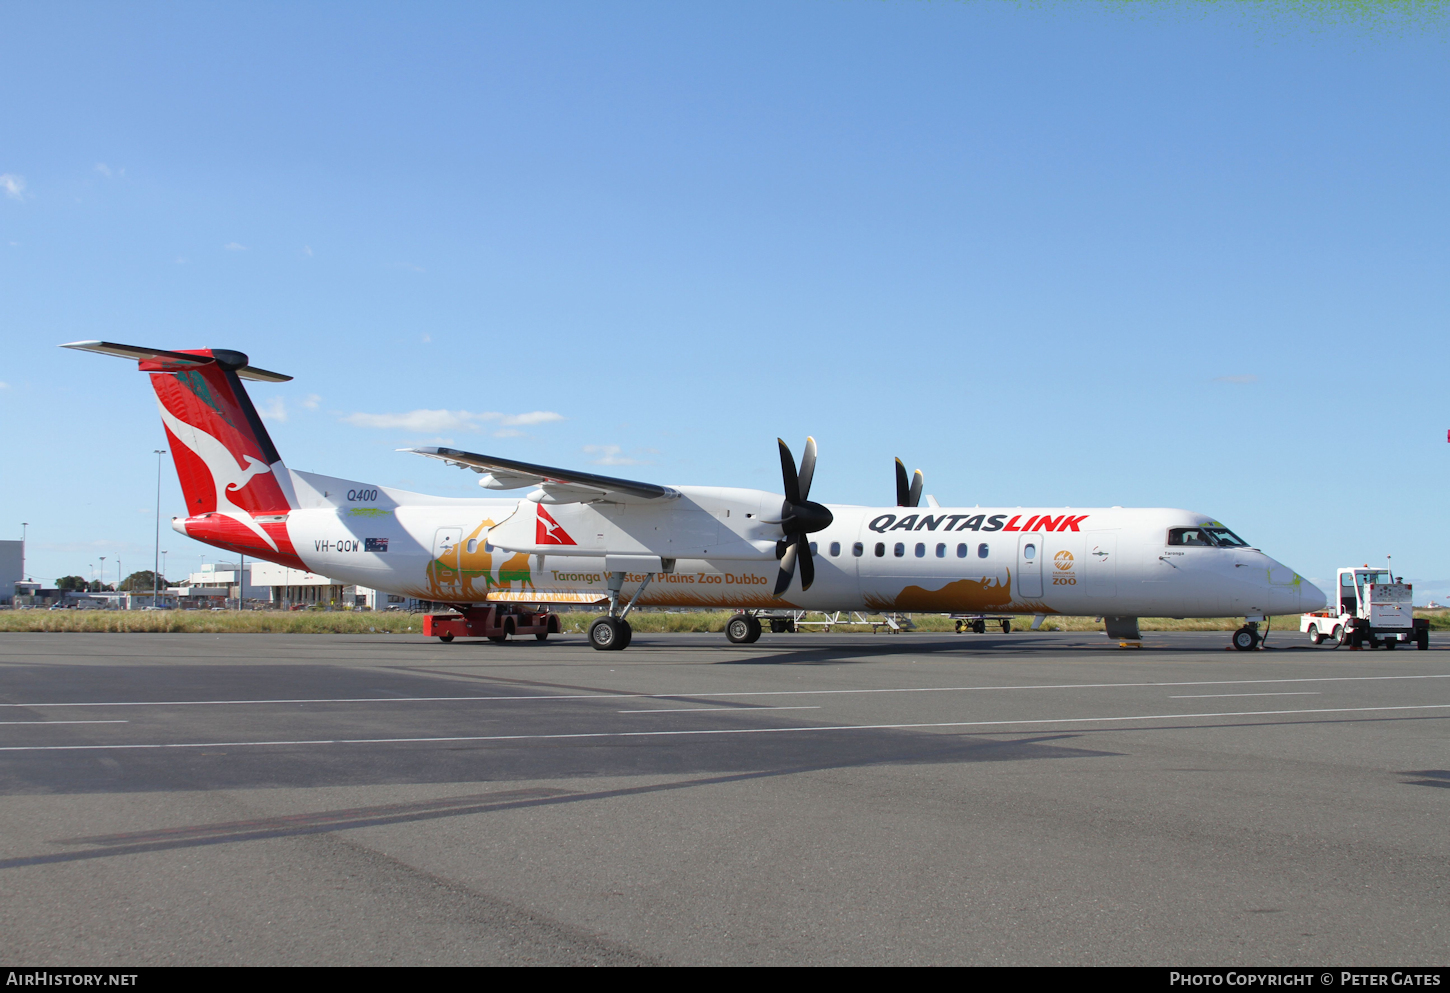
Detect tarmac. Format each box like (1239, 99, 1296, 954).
(1, 628, 1446, 965)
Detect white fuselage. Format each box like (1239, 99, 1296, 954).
(186, 468, 1324, 619)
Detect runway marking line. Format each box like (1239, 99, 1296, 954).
(1169, 692, 1321, 699)
(1, 703, 1448, 752)
(0, 720, 127, 726)
(3, 673, 1447, 710)
(617, 706, 822, 714)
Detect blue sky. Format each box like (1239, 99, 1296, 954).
(2, 1, 1447, 594)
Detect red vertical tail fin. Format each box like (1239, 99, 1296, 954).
(63, 341, 307, 568)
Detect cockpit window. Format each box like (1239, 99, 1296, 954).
(1167, 526, 1250, 548)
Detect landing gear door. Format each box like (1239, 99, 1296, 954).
(1017, 534, 1044, 599)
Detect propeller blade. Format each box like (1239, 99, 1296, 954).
(778, 438, 801, 506)
(798, 537, 815, 591)
(908, 470, 923, 509)
(895, 458, 910, 506)
(797, 436, 817, 502)
(773, 537, 799, 596)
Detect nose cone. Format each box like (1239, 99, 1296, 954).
(1299, 576, 1327, 613)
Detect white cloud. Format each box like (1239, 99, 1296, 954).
(492, 428, 523, 439)
(584, 444, 648, 466)
(301, 394, 321, 410)
(1, 174, 27, 200)
(344, 409, 565, 432)
(397, 262, 425, 273)
(421, 333, 431, 343)
(257, 397, 286, 422)
(303, 245, 313, 257)
(502, 411, 564, 426)
(1213, 374, 1259, 384)
(0, 381, 9, 390)
(174, 257, 187, 264)
(94, 163, 112, 177)
(224, 242, 248, 251)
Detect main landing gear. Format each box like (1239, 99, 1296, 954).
(588, 568, 656, 652)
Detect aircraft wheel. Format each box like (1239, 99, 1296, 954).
(438, 633, 454, 643)
(1308, 627, 1324, 645)
(1232, 627, 1260, 651)
(618, 620, 633, 649)
(589, 617, 625, 651)
(726, 614, 761, 644)
(972, 619, 986, 634)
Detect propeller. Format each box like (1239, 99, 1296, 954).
(772, 437, 834, 595)
(895, 458, 923, 508)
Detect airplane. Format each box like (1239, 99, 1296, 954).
(64, 341, 1327, 652)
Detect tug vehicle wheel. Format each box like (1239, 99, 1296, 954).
(1000, 620, 1011, 634)
(1383, 637, 1396, 651)
(972, 620, 986, 634)
(1417, 633, 1430, 651)
(1232, 627, 1260, 651)
(535, 631, 549, 641)
(1308, 627, 1324, 645)
(589, 617, 626, 651)
(438, 633, 454, 643)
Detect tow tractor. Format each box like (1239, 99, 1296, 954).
(1301, 567, 1428, 650)
(423, 603, 560, 643)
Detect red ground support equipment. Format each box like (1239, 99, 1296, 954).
(422, 604, 559, 643)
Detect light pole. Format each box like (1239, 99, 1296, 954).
(153, 450, 166, 607)
(99, 556, 106, 594)
(20, 523, 26, 583)
(161, 551, 168, 605)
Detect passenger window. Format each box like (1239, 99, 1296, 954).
(853, 542, 864, 557)
(978, 543, 988, 559)
(936, 543, 946, 558)
(830, 541, 841, 557)
(915, 542, 926, 558)
(809, 542, 817, 555)
(466, 539, 477, 554)
(1024, 543, 1036, 560)
(894, 542, 905, 557)
(874, 542, 885, 557)
(957, 543, 968, 558)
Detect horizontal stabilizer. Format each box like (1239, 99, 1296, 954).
(403, 446, 678, 502)
(61, 341, 293, 383)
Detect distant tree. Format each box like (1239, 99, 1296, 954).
(121, 570, 165, 592)
(55, 576, 86, 592)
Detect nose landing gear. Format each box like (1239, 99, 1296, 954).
(1232, 620, 1262, 651)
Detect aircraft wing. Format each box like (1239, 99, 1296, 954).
(402, 447, 679, 503)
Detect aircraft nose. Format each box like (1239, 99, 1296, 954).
(1298, 577, 1327, 613)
